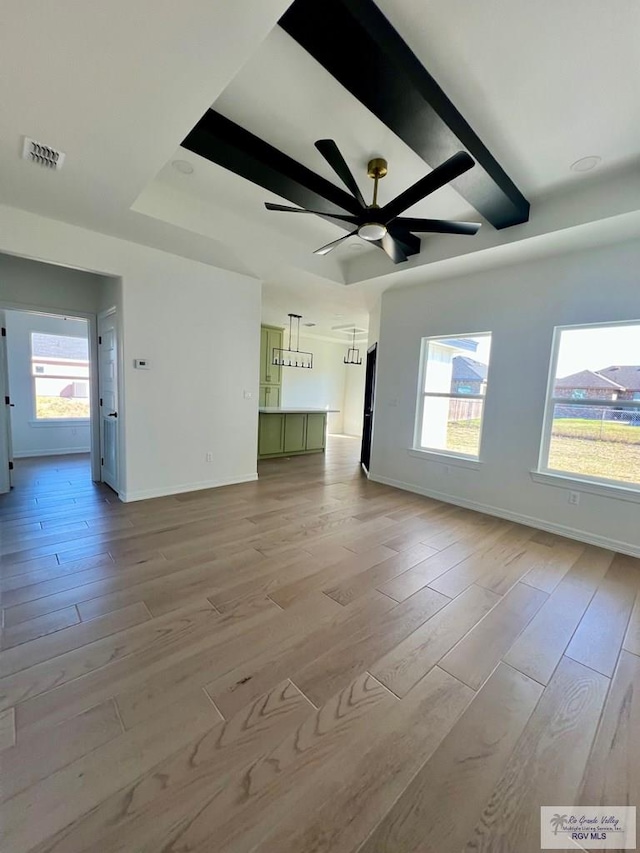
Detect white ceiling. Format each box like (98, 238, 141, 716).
(375, 0, 640, 194)
(1, 0, 639, 340)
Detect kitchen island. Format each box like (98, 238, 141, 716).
(258, 407, 339, 459)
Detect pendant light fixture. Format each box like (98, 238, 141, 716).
(272, 313, 314, 369)
(344, 327, 363, 365)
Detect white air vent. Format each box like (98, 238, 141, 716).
(22, 137, 65, 170)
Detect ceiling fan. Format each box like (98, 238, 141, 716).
(264, 140, 481, 264)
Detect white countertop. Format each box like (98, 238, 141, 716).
(259, 407, 340, 414)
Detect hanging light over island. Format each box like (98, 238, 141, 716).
(272, 313, 314, 369)
(344, 327, 363, 365)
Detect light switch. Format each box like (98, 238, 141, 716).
(134, 359, 150, 370)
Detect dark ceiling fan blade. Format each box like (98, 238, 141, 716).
(314, 230, 358, 256)
(315, 140, 367, 208)
(396, 217, 481, 235)
(264, 203, 359, 225)
(387, 223, 421, 256)
(381, 232, 408, 264)
(380, 151, 475, 221)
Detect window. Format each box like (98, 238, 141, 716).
(31, 332, 91, 420)
(539, 321, 640, 489)
(414, 333, 492, 459)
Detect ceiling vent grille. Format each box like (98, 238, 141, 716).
(22, 137, 65, 170)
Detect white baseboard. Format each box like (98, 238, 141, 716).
(12, 447, 90, 458)
(369, 473, 640, 559)
(120, 472, 258, 503)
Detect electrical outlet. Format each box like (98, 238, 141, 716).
(206, 452, 213, 463)
(568, 491, 580, 506)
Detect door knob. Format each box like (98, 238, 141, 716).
(107, 412, 118, 418)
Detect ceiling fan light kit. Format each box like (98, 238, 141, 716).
(358, 222, 387, 241)
(272, 313, 314, 369)
(265, 141, 481, 264)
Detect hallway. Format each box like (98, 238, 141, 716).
(9, 454, 92, 494)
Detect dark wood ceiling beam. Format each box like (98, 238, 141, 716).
(280, 0, 530, 230)
(182, 110, 362, 218)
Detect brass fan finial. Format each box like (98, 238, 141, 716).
(367, 158, 388, 179)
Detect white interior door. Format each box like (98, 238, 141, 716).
(98, 310, 119, 492)
(0, 314, 14, 494)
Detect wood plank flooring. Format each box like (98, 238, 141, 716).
(0, 441, 638, 853)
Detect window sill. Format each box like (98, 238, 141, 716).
(530, 470, 640, 504)
(29, 419, 90, 429)
(408, 448, 482, 470)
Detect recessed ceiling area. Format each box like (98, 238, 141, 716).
(135, 0, 639, 306)
(214, 25, 479, 225)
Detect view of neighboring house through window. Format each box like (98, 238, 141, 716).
(539, 321, 640, 488)
(31, 330, 90, 420)
(415, 333, 492, 458)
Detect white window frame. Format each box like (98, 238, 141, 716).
(536, 318, 640, 494)
(30, 331, 91, 425)
(413, 331, 492, 462)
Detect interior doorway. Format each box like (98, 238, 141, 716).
(0, 308, 98, 495)
(98, 308, 119, 492)
(360, 343, 377, 472)
(0, 311, 13, 493)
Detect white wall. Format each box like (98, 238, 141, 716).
(280, 335, 348, 434)
(0, 252, 102, 314)
(0, 204, 261, 501)
(6, 311, 91, 457)
(96, 274, 122, 314)
(368, 297, 382, 349)
(343, 358, 365, 436)
(370, 239, 640, 556)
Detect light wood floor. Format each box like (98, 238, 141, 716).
(0, 439, 638, 853)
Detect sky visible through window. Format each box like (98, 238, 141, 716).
(555, 324, 639, 377)
(470, 335, 491, 365)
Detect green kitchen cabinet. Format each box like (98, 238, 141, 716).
(259, 327, 270, 385)
(258, 413, 285, 457)
(260, 325, 283, 387)
(305, 413, 326, 451)
(284, 413, 307, 453)
(259, 385, 280, 408)
(258, 411, 329, 459)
